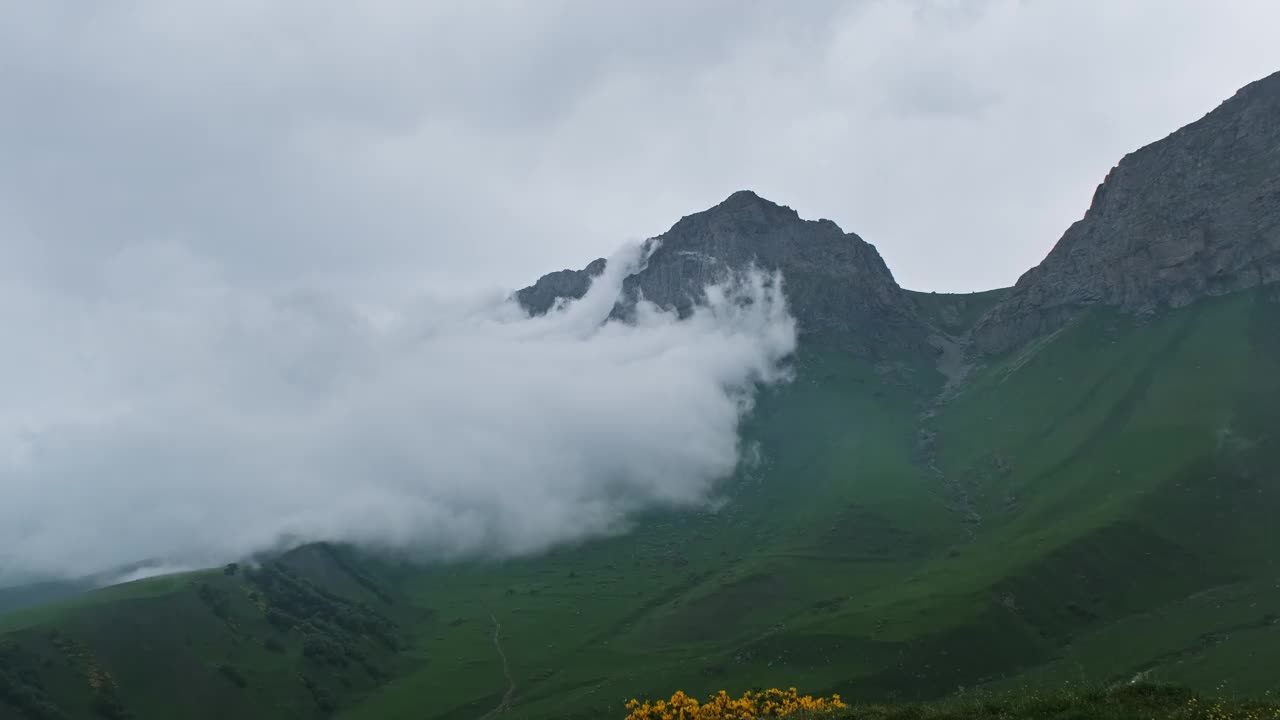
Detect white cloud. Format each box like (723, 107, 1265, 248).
(0, 242, 796, 581)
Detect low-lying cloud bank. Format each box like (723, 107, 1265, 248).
(0, 242, 796, 583)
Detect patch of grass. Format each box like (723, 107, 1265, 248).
(826, 684, 1279, 720)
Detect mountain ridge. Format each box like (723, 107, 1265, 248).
(520, 70, 1280, 360)
(518, 189, 931, 359)
(972, 69, 1280, 354)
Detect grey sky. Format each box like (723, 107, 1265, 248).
(3, 2, 1280, 581)
(4, 1, 1279, 297)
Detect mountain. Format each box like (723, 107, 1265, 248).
(4, 73, 1280, 720)
(973, 70, 1280, 355)
(518, 190, 931, 358)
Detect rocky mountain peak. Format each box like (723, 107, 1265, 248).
(517, 72, 1280, 363)
(972, 70, 1280, 355)
(699, 189, 803, 223)
(517, 190, 930, 358)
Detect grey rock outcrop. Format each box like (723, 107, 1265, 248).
(973, 70, 1280, 355)
(515, 257, 607, 315)
(517, 190, 930, 358)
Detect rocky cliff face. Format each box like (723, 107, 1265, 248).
(517, 190, 930, 359)
(972, 71, 1280, 355)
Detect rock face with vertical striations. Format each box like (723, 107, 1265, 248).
(517, 190, 930, 359)
(972, 70, 1280, 355)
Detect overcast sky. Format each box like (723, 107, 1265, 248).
(4, 1, 1280, 298)
(4, 2, 1280, 581)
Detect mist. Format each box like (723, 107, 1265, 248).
(0, 242, 796, 584)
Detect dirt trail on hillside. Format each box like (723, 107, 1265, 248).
(478, 613, 516, 719)
(916, 331, 982, 530)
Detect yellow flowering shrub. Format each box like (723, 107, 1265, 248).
(624, 687, 846, 720)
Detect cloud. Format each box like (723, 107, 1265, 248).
(0, 242, 796, 582)
(4, 2, 1279, 301)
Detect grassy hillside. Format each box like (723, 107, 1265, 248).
(0, 548, 410, 719)
(2, 286, 1278, 720)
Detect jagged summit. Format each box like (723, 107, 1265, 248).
(659, 190, 843, 249)
(518, 190, 929, 358)
(718, 188, 773, 206)
(704, 189, 801, 218)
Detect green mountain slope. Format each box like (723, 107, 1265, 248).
(5, 286, 1275, 720)
(0, 548, 410, 720)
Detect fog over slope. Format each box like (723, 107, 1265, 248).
(0, 242, 795, 582)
